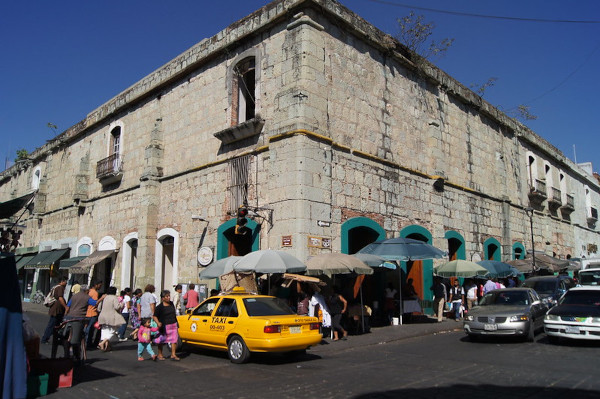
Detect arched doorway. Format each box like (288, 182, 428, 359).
(121, 232, 138, 289)
(445, 231, 466, 261)
(484, 237, 502, 261)
(216, 219, 260, 260)
(341, 217, 386, 254)
(400, 225, 435, 313)
(513, 242, 525, 260)
(155, 228, 179, 291)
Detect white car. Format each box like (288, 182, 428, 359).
(544, 286, 600, 342)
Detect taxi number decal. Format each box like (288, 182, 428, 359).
(210, 325, 225, 331)
(190, 322, 197, 332)
(212, 317, 227, 324)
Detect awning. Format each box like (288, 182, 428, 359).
(59, 256, 88, 269)
(70, 250, 114, 274)
(16, 254, 36, 271)
(0, 192, 35, 219)
(23, 248, 70, 270)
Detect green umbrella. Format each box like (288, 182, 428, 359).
(435, 260, 489, 278)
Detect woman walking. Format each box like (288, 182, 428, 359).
(153, 290, 180, 361)
(129, 288, 143, 340)
(98, 286, 125, 352)
(328, 288, 348, 341)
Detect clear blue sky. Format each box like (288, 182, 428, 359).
(2, 0, 599, 174)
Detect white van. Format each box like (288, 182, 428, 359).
(578, 268, 600, 286)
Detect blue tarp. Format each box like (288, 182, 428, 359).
(0, 255, 27, 399)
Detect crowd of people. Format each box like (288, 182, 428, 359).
(431, 276, 521, 322)
(41, 280, 189, 362)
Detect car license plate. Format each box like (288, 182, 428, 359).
(484, 324, 497, 331)
(565, 326, 580, 334)
(289, 326, 301, 334)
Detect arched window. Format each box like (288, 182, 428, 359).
(233, 57, 256, 124)
(484, 237, 502, 261)
(31, 166, 42, 190)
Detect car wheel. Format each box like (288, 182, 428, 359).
(228, 335, 250, 364)
(176, 336, 187, 353)
(526, 322, 535, 342)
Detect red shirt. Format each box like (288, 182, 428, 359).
(183, 289, 199, 309)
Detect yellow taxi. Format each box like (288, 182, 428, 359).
(177, 287, 322, 363)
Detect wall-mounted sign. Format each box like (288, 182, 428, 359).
(197, 246, 214, 266)
(317, 220, 331, 227)
(281, 235, 292, 247)
(308, 236, 331, 248)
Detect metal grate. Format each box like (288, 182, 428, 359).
(228, 155, 250, 214)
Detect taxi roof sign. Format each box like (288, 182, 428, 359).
(231, 286, 247, 293)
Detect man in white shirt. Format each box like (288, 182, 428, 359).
(483, 277, 497, 294)
(118, 287, 132, 341)
(448, 280, 465, 321)
(466, 280, 478, 310)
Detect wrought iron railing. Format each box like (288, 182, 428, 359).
(530, 179, 547, 196)
(96, 153, 123, 179)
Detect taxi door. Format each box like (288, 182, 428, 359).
(182, 297, 221, 345)
(207, 298, 240, 347)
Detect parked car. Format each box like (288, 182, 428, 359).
(544, 286, 600, 342)
(177, 287, 322, 363)
(463, 288, 548, 341)
(578, 268, 600, 286)
(522, 275, 576, 307)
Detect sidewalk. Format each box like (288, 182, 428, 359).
(22, 301, 462, 355)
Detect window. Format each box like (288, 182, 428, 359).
(214, 298, 239, 318)
(228, 155, 250, 215)
(193, 298, 220, 316)
(31, 166, 42, 190)
(233, 57, 256, 124)
(110, 126, 121, 156)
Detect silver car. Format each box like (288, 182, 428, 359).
(463, 288, 548, 341)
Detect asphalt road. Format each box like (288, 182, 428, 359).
(25, 307, 600, 399)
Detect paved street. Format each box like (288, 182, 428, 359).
(24, 303, 600, 399)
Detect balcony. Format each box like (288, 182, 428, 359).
(548, 187, 562, 209)
(528, 178, 547, 204)
(560, 193, 575, 215)
(96, 153, 123, 184)
(588, 206, 598, 225)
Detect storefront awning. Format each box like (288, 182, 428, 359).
(70, 250, 114, 274)
(16, 254, 36, 271)
(23, 248, 70, 270)
(59, 256, 88, 269)
(0, 192, 35, 219)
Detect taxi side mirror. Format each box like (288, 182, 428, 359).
(186, 308, 192, 315)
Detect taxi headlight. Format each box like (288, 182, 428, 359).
(510, 315, 528, 322)
(545, 314, 560, 321)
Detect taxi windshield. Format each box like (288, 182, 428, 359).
(243, 297, 294, 316)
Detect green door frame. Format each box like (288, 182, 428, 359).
(484, 237, 502, 261)
(216, 219, 260, 260)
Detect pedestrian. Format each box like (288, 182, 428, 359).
(328, 288, 348, 341)
(41, 276, 68, 344)
(153, 290, 180, 361)
(85, 280, 105, 349)
(448, 279, 465, 321)
(483, 276, 496, 294)
(308, 287, 331, 336)
(97, 286, 125, 352)
(64, 284, 97, 361)
(129, 288, 143, 340)
(297, 291, 309, 316)
(172, 284, 183, 316)
(431, 277, 446, 323)
(118, 287, 132, 341)
(384, 282, 398, 323)
(183, 283, 199, 311)
(137, 318, 159, 361)
(466, 280, 477, 311)
(140, 284, 157, 319)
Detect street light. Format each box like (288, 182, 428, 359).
(525, 207, 536, 274)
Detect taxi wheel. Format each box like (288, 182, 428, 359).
(176, 336, 187, 353)
(228, 335, 250, 364)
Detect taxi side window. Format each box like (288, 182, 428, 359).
(193, 298, 220, 316)
(214, 298, 239, 318)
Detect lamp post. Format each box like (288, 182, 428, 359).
(525, 207, 536, 274)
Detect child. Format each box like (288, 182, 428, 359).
(137, 318, 158, 361)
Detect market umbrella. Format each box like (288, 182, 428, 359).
(305, 253, 374, 277)
(353, 253, 396, 269)
(199, 256, 242, 279)
(358, 237, 447, 325)
(233, 250, 306, 274)
(435, 260, 489, 278)
(507, 253, 570, 273)
(476, 260, 519, 278)
(357, 237, 447, 261)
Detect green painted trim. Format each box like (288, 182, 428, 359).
(484, 237, 502, 261)
(216, 219, 259, 260)
(400, 225, 434, 306)
(444, 230, 466, 260)
(340, 217, 386, 254)
(512, 242, 526, 259)
(400, 225, 432, 241)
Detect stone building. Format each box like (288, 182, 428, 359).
(1, 0, 599, 311)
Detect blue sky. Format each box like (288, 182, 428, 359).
(2, 0, 599, 174)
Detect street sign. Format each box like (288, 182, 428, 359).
(317, 220, 331, 227)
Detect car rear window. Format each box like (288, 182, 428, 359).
(243, 297, 295, 316)
(579, 271, 600, 286)
(523, 280, 555, 294)
(559, 290, 600, 306)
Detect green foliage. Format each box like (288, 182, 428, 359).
(397, 12, 454, 60)
(15, 149, 29, 162)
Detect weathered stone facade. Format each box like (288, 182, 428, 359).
(2, 0, 599, 304)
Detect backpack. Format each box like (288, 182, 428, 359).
(44, 285, 59, 307)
